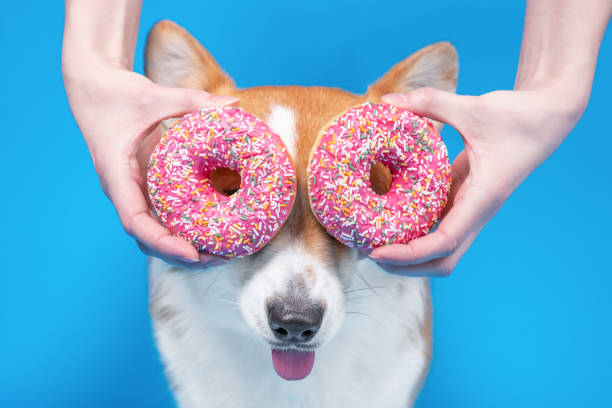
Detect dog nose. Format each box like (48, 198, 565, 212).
(267, 301, 323, 343)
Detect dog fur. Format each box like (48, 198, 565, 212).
(144, 20, 457, 408)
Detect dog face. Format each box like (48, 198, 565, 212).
(144, 20, 457, 379)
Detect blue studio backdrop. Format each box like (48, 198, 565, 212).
(1, 1, 610, 407)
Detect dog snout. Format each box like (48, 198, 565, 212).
(267, 300, 324, 343)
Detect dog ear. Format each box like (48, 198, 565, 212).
(145, 20, 235, 95)
(366, 42, 458, 131)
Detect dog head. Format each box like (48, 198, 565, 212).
(145, 20, 457, 380)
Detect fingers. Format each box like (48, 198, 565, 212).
(136, 241, 200, 269)
(376, 256, 454, 278)
(370, 185, 492, 267)
(105, 85, 238, 267)
(369, 229, 459, 266)
(374, 228, 479, 277)
(153, 86, 239, 120)
(105, 163, 201, 263)
(137, 242, 229, 269)
(84, 75, 240, 269)
(382, 87, 474, 132)
(373, 90, 486, 274)
(106, 163, 230, 269)
(441, 150, 469, 218)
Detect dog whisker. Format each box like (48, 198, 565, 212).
(345, 294, 379, 302)
(357, 273, 379, 297)
(168, 270, 201, 284)
(345, 286, 387, 294)
(345, 310, 379, 323)
(202, 269, 225, 297)
(213, 298, 240, 306)
(213, 289, 236, 298)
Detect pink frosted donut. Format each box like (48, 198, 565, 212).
(147, 106, 297, 257)
(307, 103, 451, 249)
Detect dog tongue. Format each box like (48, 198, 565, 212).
(271, 349, 315, 380)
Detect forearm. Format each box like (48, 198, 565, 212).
(62, 0, 142, 73)
(515, 0, 611, 112)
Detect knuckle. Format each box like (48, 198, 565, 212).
(437, 229, 460, 257)
(121, 216, 136, 237)
(438, 263, 454, 277)
(416, 87, 436, 109)
(91, 155, 104, 174)
(91, 151, 113, 177)
(182, 89, 202, 109)
(405, 241, 418, 255)
(445, 237, 460, 255)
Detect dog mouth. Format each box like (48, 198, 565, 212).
(270, 345, 316, 381)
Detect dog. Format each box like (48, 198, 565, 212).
(144, 20, 458, 407)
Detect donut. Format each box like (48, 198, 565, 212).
(307, 102, 451, 249)
(147, 106, 297, 257)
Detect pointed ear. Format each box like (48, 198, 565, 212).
(145, 20, 236, 95)
(366, 42, 458, 131)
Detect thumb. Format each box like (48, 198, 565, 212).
(382, 87, 472, 131)
(154, 86, 239, 120)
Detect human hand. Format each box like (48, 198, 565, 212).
(368, 86, 585, 276)
(63, 63, 237, 268)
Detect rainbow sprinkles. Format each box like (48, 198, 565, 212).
(307, 102, 452, 249)
(147, 106, 297, 257)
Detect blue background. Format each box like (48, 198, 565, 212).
(1, 1, 610, 406)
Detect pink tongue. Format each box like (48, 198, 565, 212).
(271, 349, 315, 381)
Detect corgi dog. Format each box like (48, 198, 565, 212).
(144, 20, 457, 408)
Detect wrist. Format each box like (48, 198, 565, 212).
(515, 74, 589, 125)
(62, 44, 132, 72)
(61, 14, 134, 80)
(61, 45, 132, 95)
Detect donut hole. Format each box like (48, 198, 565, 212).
(208, 167, 241, 196)
(369, 161, 393, 195)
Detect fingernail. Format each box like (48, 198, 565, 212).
(382, 93, 406, 104)
(368, 254, 382, 261)
(204, 259, 229, 268)
(210, 94, 239, 105)
(181, 257, 200, 263)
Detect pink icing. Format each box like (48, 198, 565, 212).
(147, 107, 297, 257)
(307, 103, 451, 249)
